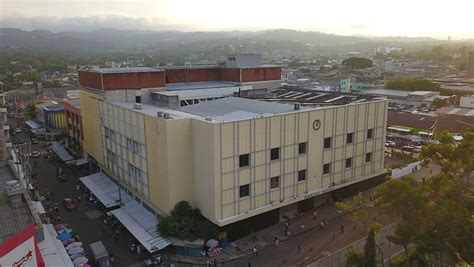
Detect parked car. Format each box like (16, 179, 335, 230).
(31, 138, 39, 144)
(63, 198, 77, 210)
(15, 128, 22, 133)
(385, 141, 396, 147)
(31, 151, 40, 158)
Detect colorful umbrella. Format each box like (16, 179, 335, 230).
(68, 247, 84, 255)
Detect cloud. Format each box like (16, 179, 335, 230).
(0, 15, 195, 32)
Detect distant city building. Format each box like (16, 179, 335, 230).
(226, 53, 263, 68)
(340, 78, 375, 93)
(468, 51, 474, 77)
(35, 101, 66, 129)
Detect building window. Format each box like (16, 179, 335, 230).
(239, 154, 250, 168)
(239, 184, 250, 198)
(367, 129, 373, 139)
(133, 141, 140, 154)
(126, 138, 133, 150)
(323, 163, 331, 175)
(270, 176, 280, 189)
(270, 148, 280, 161)
(298, 170, 307, 181)
(345, 158, 352, 168)
(324, 137, 331, 149)
(298, 142, 307, 154)
(347, 133, 353, 144)
(366, 152, 372, 163)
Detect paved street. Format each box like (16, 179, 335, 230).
(31, 154, 143, 267)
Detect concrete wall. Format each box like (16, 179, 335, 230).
(80, 90, 105, 165)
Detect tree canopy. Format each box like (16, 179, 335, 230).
(342, 57, 373, 69)
(384, 77, 441, 91)
(157, 201, 217, 241)
(376, 128, 474, 264)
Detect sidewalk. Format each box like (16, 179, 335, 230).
(169, 163, 440, 266)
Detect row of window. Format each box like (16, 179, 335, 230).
(126, 138, 141, 154)
(323, 129, 373, 149)
(239, 142, 308, 168)
(237, 152, 373, 198)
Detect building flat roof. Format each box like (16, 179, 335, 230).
(109, 101, 202, 120)
(407, 91, 437, 96)
(364, 89, 409, 97)
(66, 98, 81, 108)
(83, 67, 163, 73)
(0, 165, 33, 243)
(164, 81, 239, 91)
(178, 97, 301, 122)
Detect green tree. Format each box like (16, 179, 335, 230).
(342, 57, 373, 69)
(157, 201, 217, 241)
(430, 98, 448, 109)
(24, 103, 36, 119)
(345, 246, 364, 267)
(385, 77, 441, 91)
(362, 229, 377, 267)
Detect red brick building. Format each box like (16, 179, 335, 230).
(64, 99, 83, 155)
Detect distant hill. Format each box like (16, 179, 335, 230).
(0, 28, 461, 56)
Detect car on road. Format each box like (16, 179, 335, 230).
(63, 198, 77, 210)
(15, 128, 22, 133)
(31, 151, 40, 158)
(385, 141, 396, 147)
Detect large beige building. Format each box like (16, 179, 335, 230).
(79, 66, 387, 239)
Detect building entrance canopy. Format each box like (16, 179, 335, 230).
(50, 142, 74, 163)
(79, 172, 171, 252)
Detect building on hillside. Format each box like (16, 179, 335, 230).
(64, 99, 83, 156)
(0, 91, 11, 161)
(34, 102, 66, 129)
(78, 65, 387, 244)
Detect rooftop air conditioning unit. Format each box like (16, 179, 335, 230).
(157, 111, 163, 117)
(163, 113, 170, 119)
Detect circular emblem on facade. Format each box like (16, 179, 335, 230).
(312, 119, 321, 131)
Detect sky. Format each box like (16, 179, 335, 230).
(1, 0, 473, 38)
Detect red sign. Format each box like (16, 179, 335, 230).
(0, 224, 45, 267)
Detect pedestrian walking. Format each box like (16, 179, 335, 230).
(298, 244, 303, 253)
(137, 244, 142, 260)
(320, 221, 325, 229)
(76, 184, 80, 191)
(252, 247, 257, 256)
(57, 215, 61, 222)
(313, 210, 318, 220)
(340, 223, 345, 233)
(274, 236, 280, 247)
(109, 253, 114, 263)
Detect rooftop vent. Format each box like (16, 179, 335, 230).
(133, 103, 142, 110)
(294, 103, 300, 110)
(163, 113, 170, 119)
(205, 117, 212, 121)
(157, 111, 163, 117)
